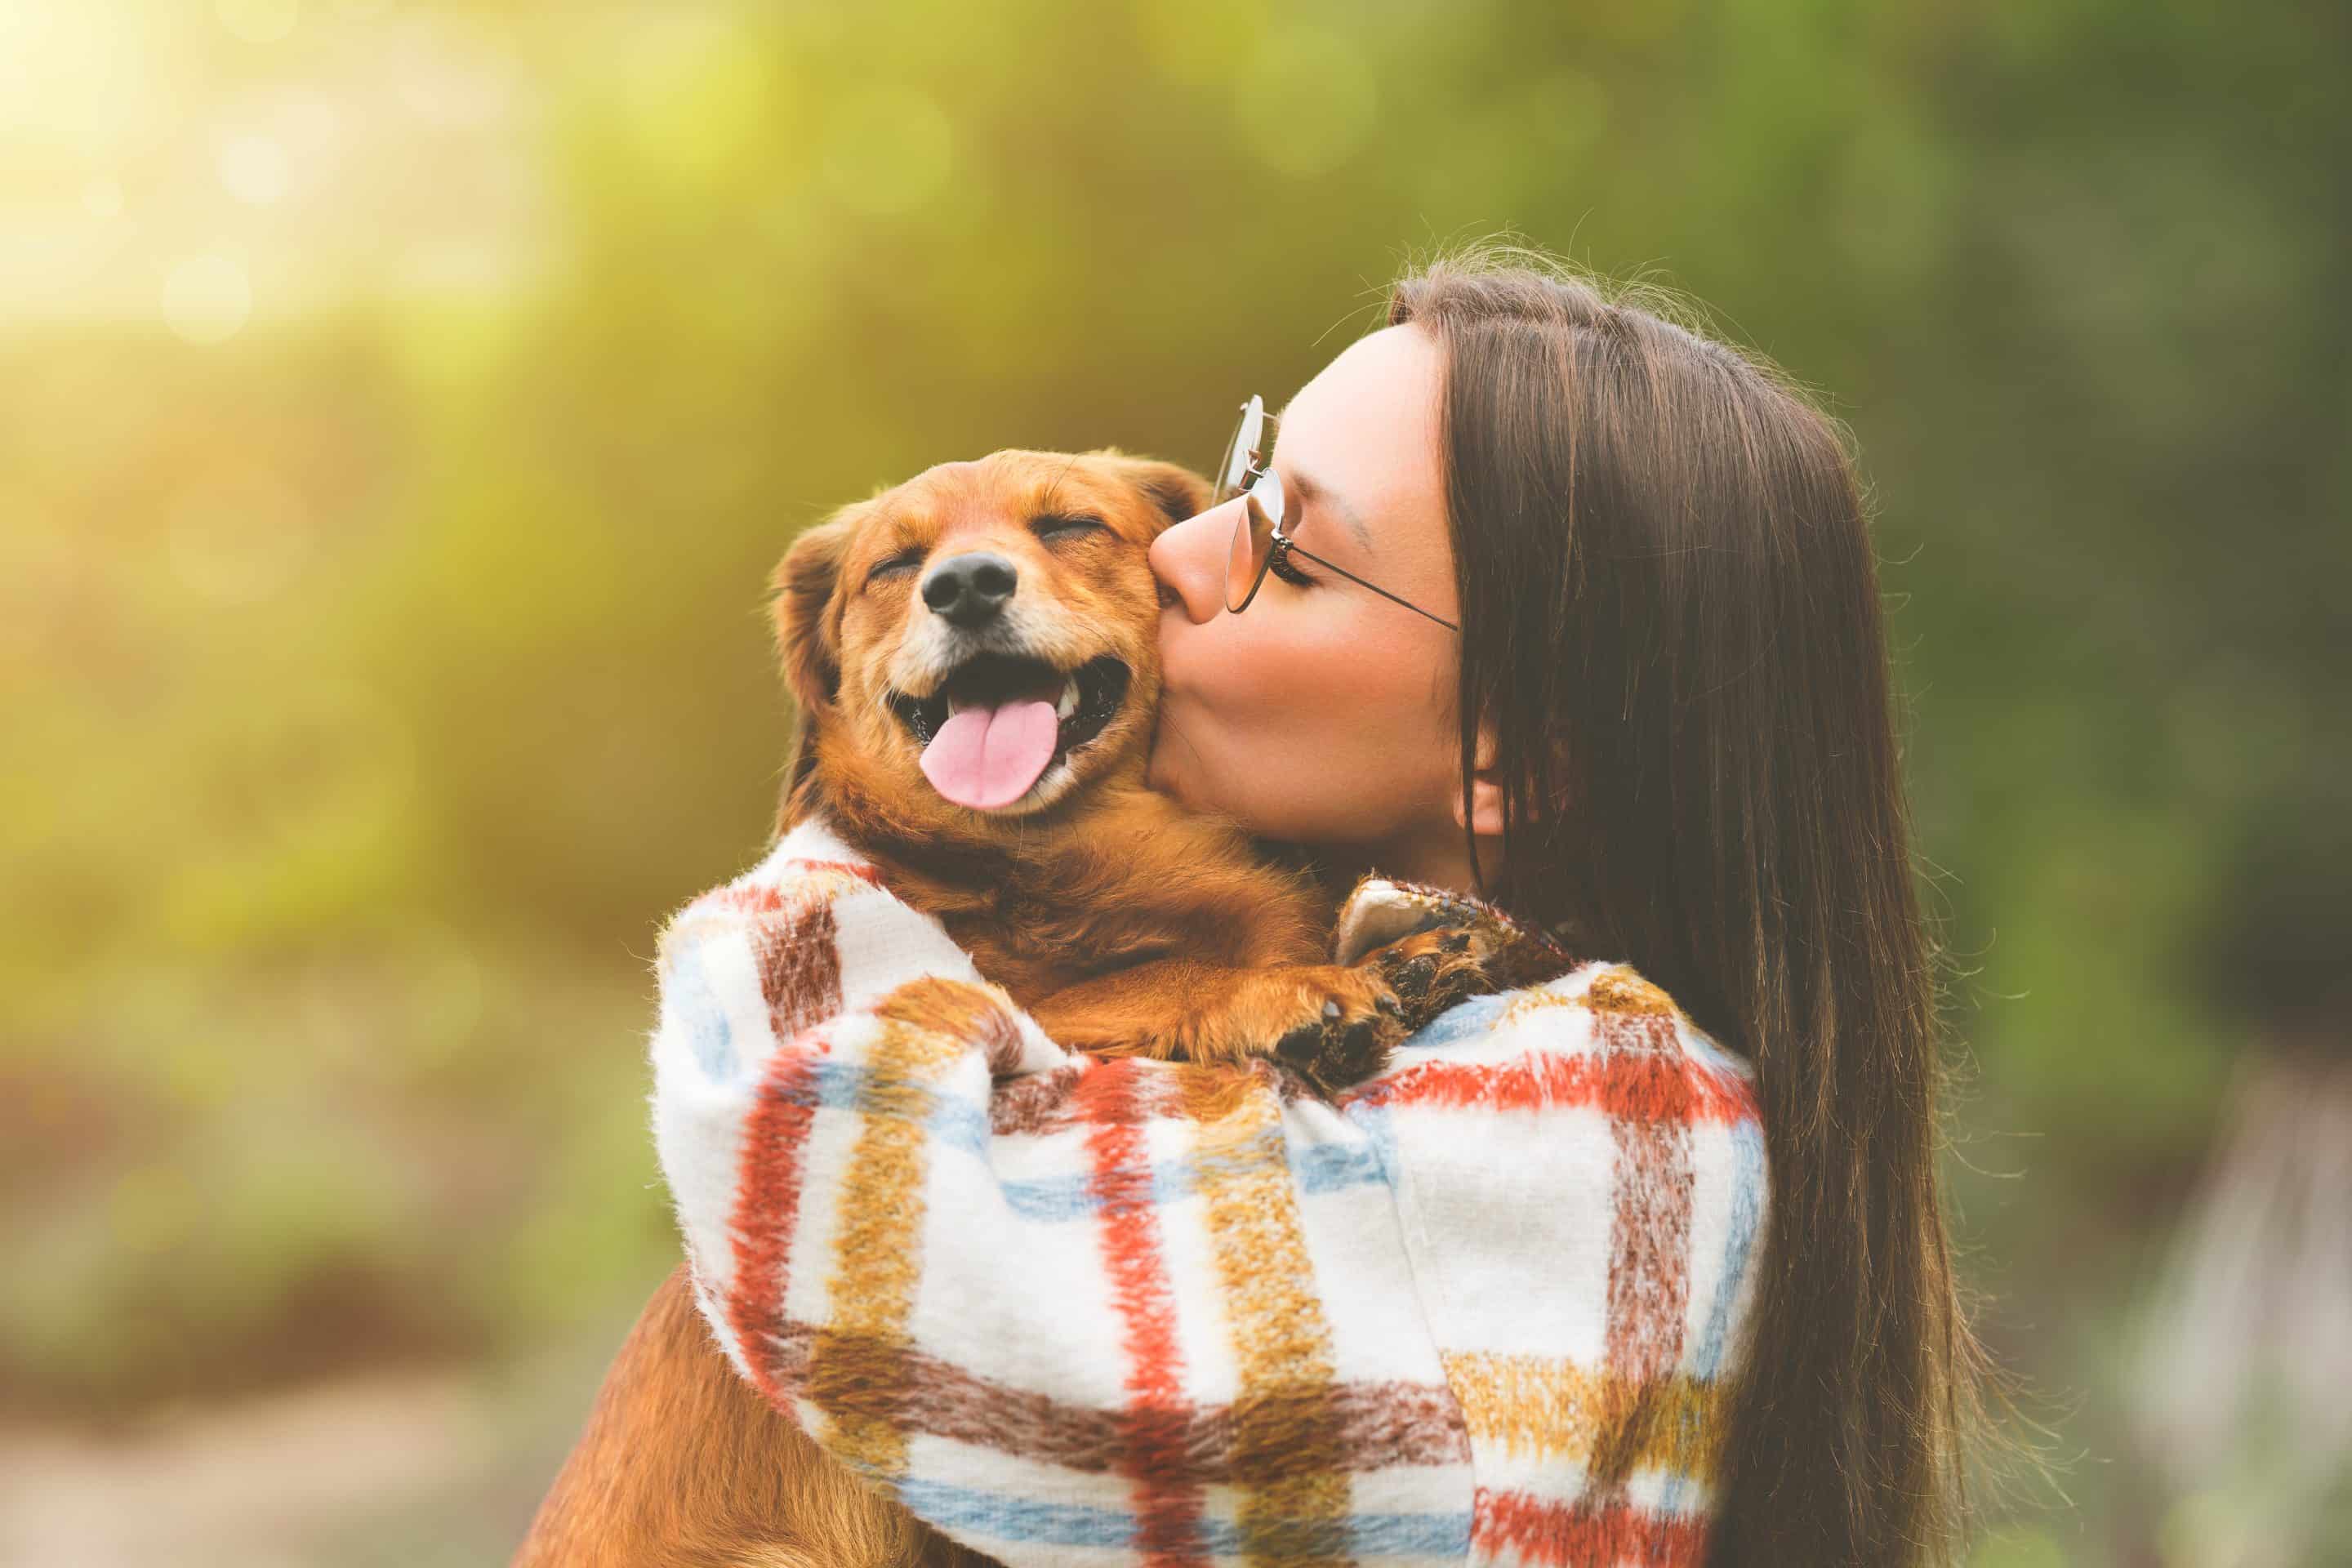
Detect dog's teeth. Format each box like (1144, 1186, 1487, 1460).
(1056, 676, 1078, 719)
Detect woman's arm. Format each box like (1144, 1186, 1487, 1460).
(523, 823, 1766, 1567)
(629, 826, 1482, 1566)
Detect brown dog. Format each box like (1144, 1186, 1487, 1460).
(515, 450, 1488, 1568)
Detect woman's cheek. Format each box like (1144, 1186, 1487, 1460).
(1165, 619, 1252, 724)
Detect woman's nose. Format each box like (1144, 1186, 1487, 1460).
(1149, 497, 1239, 625)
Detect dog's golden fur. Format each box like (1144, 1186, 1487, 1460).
(515, 451, 1488, 1568)
(768, 448, 1423, 1069)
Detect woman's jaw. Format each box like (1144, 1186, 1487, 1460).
(1144, 685, 1499, 903)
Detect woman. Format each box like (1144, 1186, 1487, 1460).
(531, 243, 1992, 1567)
(1148, 250, 1995, 1561)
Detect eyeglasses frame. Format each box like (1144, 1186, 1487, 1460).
(1216, 395, 1460, 633)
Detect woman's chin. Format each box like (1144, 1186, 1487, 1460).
(1143, 729, 1216, 813)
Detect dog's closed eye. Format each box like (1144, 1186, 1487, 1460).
(1031, 513, 1107, 542)
(866, 549, 924, 588)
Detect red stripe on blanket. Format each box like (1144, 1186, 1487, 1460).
(723, 898, 848, 1405)
(708, 860, 884, 917)
(726, 1045, 827, 1406)
(1360, 1049, 1756, 1126)
(1083, 1062, 1209, 1567)
(1472, 1487, 1710, 1568)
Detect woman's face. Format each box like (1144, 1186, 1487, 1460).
(1148, 324, 1471, 868)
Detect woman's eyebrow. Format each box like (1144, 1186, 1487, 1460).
(1288, 467, 1374, 553)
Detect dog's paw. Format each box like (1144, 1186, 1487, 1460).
(1258, 967, 1407, 1097)
(1279, 973, 1401, 1100)
(1360, 921, 1505, 1031)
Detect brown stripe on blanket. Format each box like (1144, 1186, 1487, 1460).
(755, 1319, 1471, 1483)
(991, 1062, 1094, 1135)
(747, 896, 843, 1046)
(1588, 970, 1695, 1490)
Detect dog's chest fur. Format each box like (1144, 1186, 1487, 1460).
(800, 781, 1331, 1008)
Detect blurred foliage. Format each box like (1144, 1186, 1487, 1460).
(1, 0, 2344, 1561)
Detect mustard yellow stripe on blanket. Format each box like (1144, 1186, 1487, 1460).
(809, 979, 985, 1479)
(1439, 1350, 1733, 1486)
(1178, 1067, 1351, 1566)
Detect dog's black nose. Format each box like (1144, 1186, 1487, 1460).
(921, 551, 1018, 628)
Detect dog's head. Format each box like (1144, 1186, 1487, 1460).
(772, 448, 1212, 833)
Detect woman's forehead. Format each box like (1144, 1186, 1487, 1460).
(1277, 326, 1446, 556)
(1281, 327, 1437, 458)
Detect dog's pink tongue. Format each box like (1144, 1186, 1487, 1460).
(920, 699, 1060, 809)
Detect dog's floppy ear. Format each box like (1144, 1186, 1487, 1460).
(769, 505, 866, 716)
(1088, 450, 1214, 535)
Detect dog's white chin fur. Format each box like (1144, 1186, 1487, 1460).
(954, 756, 1081, 817)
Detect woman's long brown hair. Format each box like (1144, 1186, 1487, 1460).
(1388, 243, 1998, 1566)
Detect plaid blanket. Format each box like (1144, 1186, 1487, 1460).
(651, 816, 1769, 1567)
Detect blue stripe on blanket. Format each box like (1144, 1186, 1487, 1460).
(1694, 1114, 1766, 1378)
(665, 938, 739, 1081)
(759, 1062, 1392, 1220)
(1659, 1111, 1766, 1518)
(893, 1477, 1473, 1559)
(983, 1127, 1388, 1218)
(1398, 991, 1512, 1049)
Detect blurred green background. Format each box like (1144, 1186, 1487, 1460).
(4, 1, 2345, 1563)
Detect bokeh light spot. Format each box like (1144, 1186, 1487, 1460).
(162, 252, 253, 344)
(217, 131, 290, 205)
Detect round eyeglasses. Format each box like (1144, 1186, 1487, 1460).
(1214, 394, 1459, 631)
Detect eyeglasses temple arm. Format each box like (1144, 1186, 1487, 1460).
(1286, 543, 1461, 632)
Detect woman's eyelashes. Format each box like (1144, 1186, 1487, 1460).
(1267, 549, 1316, 588)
